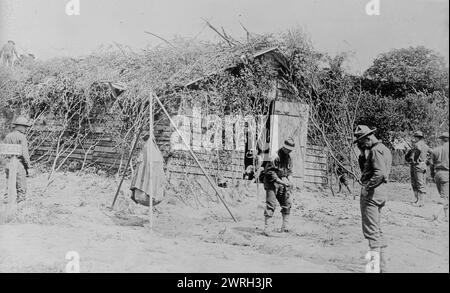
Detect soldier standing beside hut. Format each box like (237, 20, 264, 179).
(3, 117, 32, 203)
(354, 125, 392, 273)
(262, 137, 295, 236)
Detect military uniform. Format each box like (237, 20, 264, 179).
(354, 125, 392, 273)
(359, 140, 392, 249)
(262, 137, 295, 234)
(263, 149, 293, 218)
(405, 133, 430, 206)
(430, 134, 449, 218)
(4, 121, 32, 202)
(0, 41, 19, 67)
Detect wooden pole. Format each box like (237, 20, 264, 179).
(148, 93, 154, 229)
(153, 93, 238, 222)
(0, 180, 3, 223)
(256, 164, 261, 209)
(328, 152, 335, 197)
(110, 129, 143, 209)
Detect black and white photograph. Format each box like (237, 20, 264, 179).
(0, 0, 448, 276)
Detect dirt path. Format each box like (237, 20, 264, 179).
(0, 173, 448, 273)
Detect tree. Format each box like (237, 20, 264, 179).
(356, 91, 449, 147)
(364, 46, 449, 97)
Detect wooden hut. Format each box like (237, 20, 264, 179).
(154, 47, 328, 188)
(20, 47, 328, 188)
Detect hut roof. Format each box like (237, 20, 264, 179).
(170, 45, 289, 90)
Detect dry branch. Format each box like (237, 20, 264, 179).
(144, 31, 177, 49)
(202, 19, 235, 47)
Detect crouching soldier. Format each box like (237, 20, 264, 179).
(262, 137, 295, 236)
(3, 117, 32, 204)
(354, 125, 392, 273)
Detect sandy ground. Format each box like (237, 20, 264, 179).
(0, 171, 448, 273)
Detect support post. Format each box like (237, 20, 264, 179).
(149, 93, 154, 229)
(110, 129, 143, 209)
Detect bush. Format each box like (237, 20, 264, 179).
(356, 91, 448, 148)
(389, 165, 411, 183)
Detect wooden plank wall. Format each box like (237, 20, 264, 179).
(29, 124, 327, 185)
(27, 117, 245, 179)
(24, 77, 328, 185)
(154, 111, 327, 185)
(154, 119, 245, 180)
(304, 145, 328, 186)
(30, 133, 131, 171)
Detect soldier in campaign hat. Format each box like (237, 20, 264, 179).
(262, 137, 295, 236)
(3, 116, 33, 203)
(354, 125, 392, 273)
(405, 130, 430, 207)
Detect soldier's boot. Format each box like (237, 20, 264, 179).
(280, 214, 290, 232)
(262, 216, 273, 236)
(412, 192, 424, 207)
(417, 192, 425, 207)
(412, 190, 419, 204)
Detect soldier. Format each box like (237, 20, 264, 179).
(354, 125, 392, 273)
(0, 40, 20, 67)
(3, 116, 32, 203)
(405, 131, 430, 207)
(262, 137, 295, 236)
(430, 132, 449, 222)
(335, 157, 352, 195)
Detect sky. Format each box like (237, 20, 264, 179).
(0, 0, 448, 73)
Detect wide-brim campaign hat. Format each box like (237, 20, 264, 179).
(353, 125, 376, 143)
(439, 132, 449, 139)
(283, 137, 295, 151)
(413, 130, 424, 138)
(12, 116, 32, 127)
